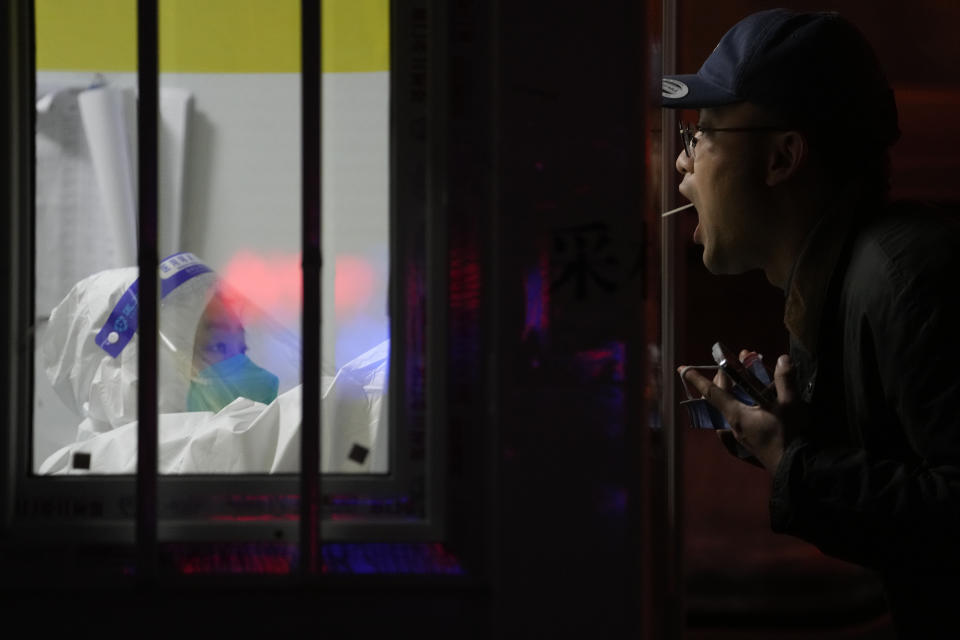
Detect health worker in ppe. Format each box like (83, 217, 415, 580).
(41, 251, 280, 441)
(39, 252, 388, 474)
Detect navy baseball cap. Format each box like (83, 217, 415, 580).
(662, 9, 899, 146)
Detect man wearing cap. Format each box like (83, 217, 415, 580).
(668, 8, 960, 635)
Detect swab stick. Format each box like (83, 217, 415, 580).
(661, 202, 695, 218)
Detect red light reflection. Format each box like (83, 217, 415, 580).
(221, 251, 301, 324)
(333, 255, 375, 313)
(221, 251, 378, 321)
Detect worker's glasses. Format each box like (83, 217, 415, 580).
(678, 121, 789, 158)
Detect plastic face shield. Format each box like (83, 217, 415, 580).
(185, 292, 281, 413)
(94, 252, 300, 416)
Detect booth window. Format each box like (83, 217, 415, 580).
(11, 0, 449, 573)
(34, 0, 391, 476)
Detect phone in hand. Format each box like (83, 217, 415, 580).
(711, 342, 777, 409)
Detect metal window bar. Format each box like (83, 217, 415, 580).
(660, 0, 683, 634)
(300, 0, 322, 576)
(4, 0, 36, 537)
(136, 0, 159, 581)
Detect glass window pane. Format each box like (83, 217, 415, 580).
(34, 0, 392, 478)
(321, 0, 391, 474)
(33, 0, 140, 474)
(156, 1, 303, 475)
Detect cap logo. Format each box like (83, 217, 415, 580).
(662, 78, 689, 99)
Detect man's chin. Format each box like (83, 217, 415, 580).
(702, 251, 746, 276)
(700, 248, 722, 274)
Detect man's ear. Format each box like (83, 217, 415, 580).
(766, 131, 807, 187)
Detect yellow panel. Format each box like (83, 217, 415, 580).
(35, 0, 137, 72)
(160, 0, 300, 73)
(322, 0, 390, 73)
(36, 0, 390, 73)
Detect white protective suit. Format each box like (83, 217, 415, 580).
(39, 254, 388, 474)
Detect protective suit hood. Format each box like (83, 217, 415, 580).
(43, 253, 219, 437)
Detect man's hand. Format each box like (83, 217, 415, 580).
(678, 352, 802, 473)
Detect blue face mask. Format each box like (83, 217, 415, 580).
(186, 353, 279, 413)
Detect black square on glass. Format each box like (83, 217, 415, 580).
(72, 452, 91, 470)
(348, 444, 369, 464)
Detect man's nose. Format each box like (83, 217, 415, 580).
(675, 150, 692, 175)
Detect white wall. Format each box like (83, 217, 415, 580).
(34, 69, 390, 466)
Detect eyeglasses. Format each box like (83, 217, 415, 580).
(678, 121, 789, 158)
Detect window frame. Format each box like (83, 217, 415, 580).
(4, 0, 448, 555)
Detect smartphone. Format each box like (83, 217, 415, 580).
(711, 342, 776, 409)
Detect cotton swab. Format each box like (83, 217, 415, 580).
(661, 202, 695, 218)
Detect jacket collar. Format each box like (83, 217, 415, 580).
(782, 188, 872, 354)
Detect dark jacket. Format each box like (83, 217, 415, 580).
(769, 200, 960, 634)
